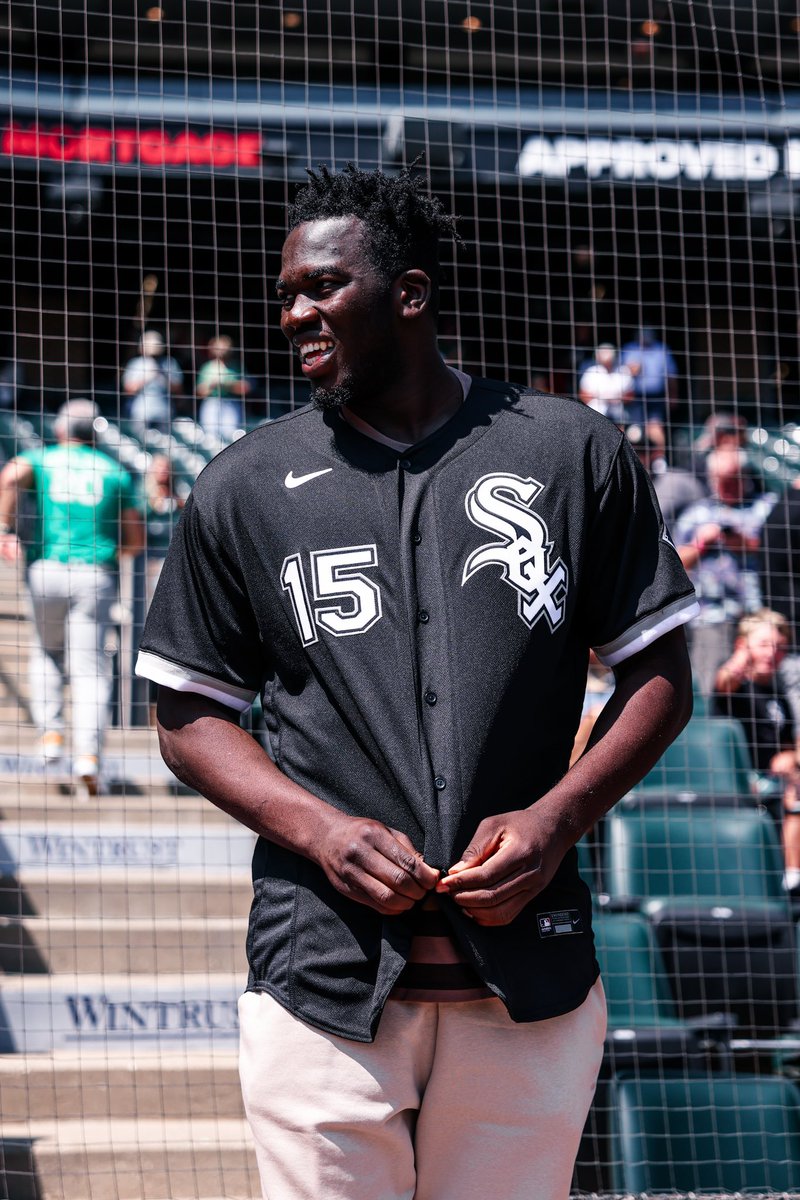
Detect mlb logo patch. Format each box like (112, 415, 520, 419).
(538, 909, 583, 937)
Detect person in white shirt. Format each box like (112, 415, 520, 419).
(122, 331, 184, 432)
(578, 343, 634, 425)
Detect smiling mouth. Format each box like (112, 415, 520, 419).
(297, 338, 336, 369)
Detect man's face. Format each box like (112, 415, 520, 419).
(277, 216, 402, 410)
(745, 625, 788, 678)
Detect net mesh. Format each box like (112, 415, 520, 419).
(1, 3, 800, 1198)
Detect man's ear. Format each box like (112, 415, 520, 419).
(395, 269, 432, 319)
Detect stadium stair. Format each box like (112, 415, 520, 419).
(0, 561, 261, 1199)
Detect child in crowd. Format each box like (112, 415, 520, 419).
(712, 609, 800, 891)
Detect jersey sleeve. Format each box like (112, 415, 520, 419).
(135, 492, 264, 712)
(581, 436, 699, 667)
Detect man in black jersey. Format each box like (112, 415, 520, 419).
(137, 164, 696, 1200)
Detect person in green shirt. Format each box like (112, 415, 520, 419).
(195, 334, 251, 440)
(0, 399, 144, 794)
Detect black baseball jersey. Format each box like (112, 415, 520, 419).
(137, 378, 697, 1041)
(712, 679, 796, 773)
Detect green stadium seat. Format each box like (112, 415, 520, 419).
(575, 837, 596, 892)
(610, 1073, 800, 1194)
(595, 911, 687, 1030)
(634, 715, 754, 798)
(593, 911, 723, 1072)
(605, 804, 786, 910)
(605, 806, 798, 1035)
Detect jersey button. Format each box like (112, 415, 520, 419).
(434, 775, 446, 791)
(399, 457, 412, 470)
(411, 531, 422, 545)
(424, 689, 437, 706)
(417, 609, 429, 623)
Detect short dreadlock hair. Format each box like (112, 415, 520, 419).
(288, 163, 461, 316)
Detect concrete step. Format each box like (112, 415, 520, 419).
(0, 916, 250, 975)
(1, 972, 242, 1053)
(1, 868, 252, 920)
(0, 722, 170, 759)
(0, 1116, 259, 1200)
(0, 1050, 244, 1121)
(0, 790, 234, 823)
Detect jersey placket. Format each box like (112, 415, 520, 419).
(397, 451, 462, 869)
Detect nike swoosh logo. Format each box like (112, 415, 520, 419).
(284, 468, 334, 489)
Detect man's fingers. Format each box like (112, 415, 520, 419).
(344, 871, 420, 915)
(448, 871, 532, 910)
(446, 826, 503, 876)
(437, 845, 532, 895)
(337, 824, 437, 903)
(387, 828, 441, 888)
(383, 828, 440, 889)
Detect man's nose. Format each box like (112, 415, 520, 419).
(282, 294, 317, 335)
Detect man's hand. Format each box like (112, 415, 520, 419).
(719, 528, 758, 554)
(770, 749, 800, 781)
(316, 816, 440, 916)
(157, 690, 440, 919)
(438, 628, 693, 928)
(435, 809, 563, 927)
(0, 531, 22, 563)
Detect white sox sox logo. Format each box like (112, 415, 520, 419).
(462, 473, 569, 631)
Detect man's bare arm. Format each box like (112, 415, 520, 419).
(156, 689, 439, 914)
(437, 626, 693, 924)
(120, 508, 145, 557)
(0, 457, 34, 561)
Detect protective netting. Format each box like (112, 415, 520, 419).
(1, 3, 800, 1198)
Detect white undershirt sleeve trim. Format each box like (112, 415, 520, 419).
(593, 594, 700, 668)
(135, 650, 257, 713)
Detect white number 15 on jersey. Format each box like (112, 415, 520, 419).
(280, 545, 383, 646)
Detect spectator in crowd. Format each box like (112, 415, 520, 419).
(122, 330, 184, 433)
(759, 477, 800, 727)
(195, 335, 251, 440)
(0, 356, 23, 411)
(688, 411, 749, 477)
(143, 453, 188, 582)
(578, 343, 635, 424)
(139, 453, 188, 724)
(712, 609, 800, 891)
(625, 422, 708, 528)
(0, 399, 144, 794)
(620, 326, 679, 433)
(695, 411, 748, 455)
(674, 446, 776, 696)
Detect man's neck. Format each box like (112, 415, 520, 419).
(342, 355, 464, 447)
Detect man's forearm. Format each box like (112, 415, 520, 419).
(436, 627, 693, 923)
(529, 626, 693, 855)
(0, 458, 32, 529)
(156, 687, 440, 915)
(156, 689, 341, 861)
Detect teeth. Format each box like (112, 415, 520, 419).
(300, 340, 334, 360)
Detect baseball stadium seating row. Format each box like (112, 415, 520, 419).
(602, 1072, 800, 1194)
(574, 712, 800, 1193)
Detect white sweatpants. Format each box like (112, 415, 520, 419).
(27, 559, 117, 759)
(239, 978, 606, 1200)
